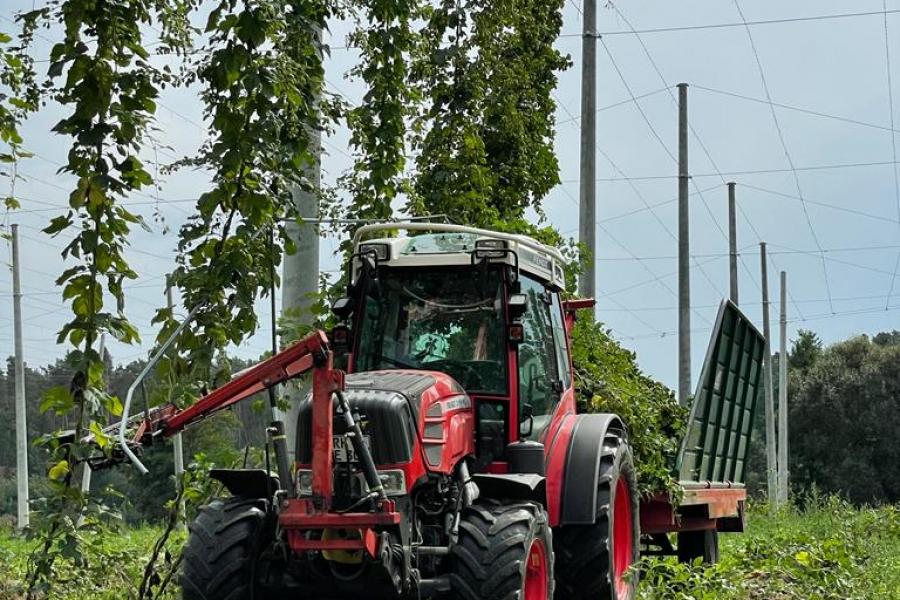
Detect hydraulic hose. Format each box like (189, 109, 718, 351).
(335, 391, 386, 501)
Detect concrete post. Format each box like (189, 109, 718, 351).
(280, 142, 322, 462)
(728, 182, 739, 305)
(167, 282, 186, 525)
(578, 0, 598, 299)
(760, 242, 777, 510)
(778, 270, 789, 504)
(12, 224, 29, 530)
(678, 83, 692, 405)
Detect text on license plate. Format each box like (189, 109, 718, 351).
(333, 434, 371, 463)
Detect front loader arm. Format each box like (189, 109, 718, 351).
(114, 328, 384, 509)
(117, 330, 342, 496)
(160, 330, 335, 434)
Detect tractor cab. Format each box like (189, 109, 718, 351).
(332, 223, 577, 469)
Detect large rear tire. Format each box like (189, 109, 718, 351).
(450, 500, 554, 600)
(181, 497, 274, 600)
(554, 432, 640, 600)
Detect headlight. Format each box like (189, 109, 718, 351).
(377, 470, 407, 496)
(475, 238, 508, 258)
(296, 468, 406, 497)
(359, 243, 390, 261)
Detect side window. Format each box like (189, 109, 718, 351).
(549, 293, 572, 390)
(518, 277, 560, 440)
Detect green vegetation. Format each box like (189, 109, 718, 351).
(2, 497, 896, 599)
(744, 330, 900, 504)
(637, 496, 900, 599)
(0, 526, 185, 600)
(570, 311, 688, 498)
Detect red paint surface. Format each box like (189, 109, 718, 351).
(543, 413, 576, 526)
(524, 538, 550, 600)
(613, 478, 634, 600)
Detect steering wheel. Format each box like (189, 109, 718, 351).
(425, 359, 485, 390)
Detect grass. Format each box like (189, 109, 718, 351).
(0, 524, 185, 600)
(637, 495, 900, 599)
(0, 496, 897, 599)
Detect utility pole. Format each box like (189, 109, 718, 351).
(728, 182, 739, 305)
(778, 270, 789, 505)
(578, 0, 597, 299)
(760, 242, 777, 510)
(167, 281, 186, 525)
(12, 224, 29, 530)
(281, 142, 322, 461)
(677, 83, 691, 405)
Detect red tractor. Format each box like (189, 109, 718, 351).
(114, 223, 760, 600)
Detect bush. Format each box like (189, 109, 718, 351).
(570, 311, 688, 497)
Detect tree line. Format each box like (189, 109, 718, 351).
(743, 329, 900, 504)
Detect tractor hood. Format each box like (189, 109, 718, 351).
(295, 370, 475, 474)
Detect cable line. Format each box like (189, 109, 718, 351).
(555, 8, 900, 37)
(598, 39, 725, 298)
(741, 184, 900, 225)
(606, 2, 766, 299)
(692, 85, 900, 134)
(733, 0, 833, 313)
(882, 0, 900, 308)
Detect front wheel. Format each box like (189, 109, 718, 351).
(450, 500, 554, 600)
(554, 432, 640, 600)
(181, 497, 275, 600)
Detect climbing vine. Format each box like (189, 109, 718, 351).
(0, 29, 34, 211)
(410, 0, 569, 227)
(342, 0, 419, 229)
(154, 0, 336, 395)
(15, 1, 194, 593)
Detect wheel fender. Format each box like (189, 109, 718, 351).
(470, 473, 546, 506)
(559, 413, 627, 525)
(209, 468, 278, 499)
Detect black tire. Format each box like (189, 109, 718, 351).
(450, 500, 554, 600)
(554, 432, 640, 600)
(677, 529, 719, 564)
(181, 497, 274, 600)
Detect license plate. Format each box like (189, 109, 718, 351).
(333, 434, 370, 463)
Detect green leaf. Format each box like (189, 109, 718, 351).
(48, 459, 70, 481)
(89, 420, 109, 449)
(40, 386, 75, 415)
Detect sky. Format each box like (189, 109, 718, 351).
(2, 0, 900, 392)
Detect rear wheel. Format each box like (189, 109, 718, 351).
(450, 500, 554, 600)
(181, 497, 274, 600)
(554, 433, 640, 600)
(677, 529, 719, 564)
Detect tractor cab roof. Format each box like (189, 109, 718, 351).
(351, 222, 567, 289)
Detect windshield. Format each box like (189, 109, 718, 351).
(355, 268, 508, 395)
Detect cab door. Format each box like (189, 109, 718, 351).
(518, 276, 570, 442)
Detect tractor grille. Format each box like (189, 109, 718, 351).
(295, 387, 417, 466)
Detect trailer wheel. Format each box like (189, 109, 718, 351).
(182, 497, 274, 600)
(554, 433, 640, 600)
(450, 500, 554, 600)
(677, 529, 719, 564)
